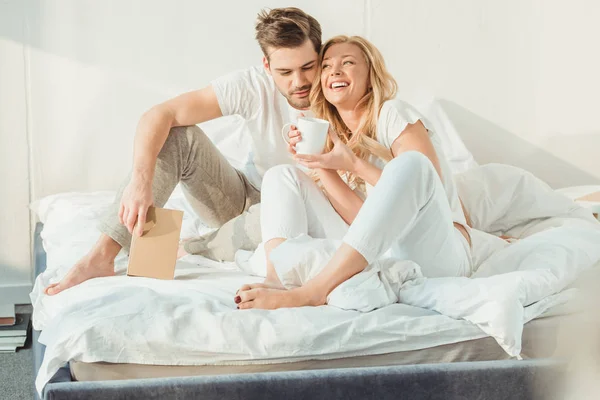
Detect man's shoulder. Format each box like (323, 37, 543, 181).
(210, 65, 279, 120)
(214, 65, 273, 89)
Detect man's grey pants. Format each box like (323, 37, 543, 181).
(98, 126, 262, 259)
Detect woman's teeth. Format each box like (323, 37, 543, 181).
(331, 82, 349, 89)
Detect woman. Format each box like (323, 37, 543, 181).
(235, 35, 472, 309)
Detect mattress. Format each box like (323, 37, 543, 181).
(70, 310, 568, 382)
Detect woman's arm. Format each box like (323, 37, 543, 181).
(296, 121, 444, 303)
(345, 121, 439, 188)
(319, 157, 382, 224)
(390, 121, 442, 180)
(318, 157, 389, 224)
(316, 168, 363, 225)
(352, 158, 383, 187)
(296, 120, 440, 227)
(355, 120, 441, 187)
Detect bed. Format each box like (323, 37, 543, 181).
(30, 101, 600, 399)
(31, 173, 600, 400)
(31, 215, 585, 400)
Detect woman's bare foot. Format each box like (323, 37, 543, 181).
(45, 235, 121, 296)
(237, 279, 285, 292)
(233, 237, 289, 304)
(236, 286, 326, 310)
(234, 277, 286, 303)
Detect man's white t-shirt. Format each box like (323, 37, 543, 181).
(368, 99, 467, 227)
(211, 66, 312, 189)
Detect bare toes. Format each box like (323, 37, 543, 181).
(45, 283, 59, 295)
(236, 284, 253, 294)
(238, 301, 254, 310)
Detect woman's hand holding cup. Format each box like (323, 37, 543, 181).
(294, 128, 358, 173)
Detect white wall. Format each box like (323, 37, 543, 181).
(1, 0, 599, 299)
(370, 0, 600, 185)
(0, 1, 33, 303)
(25, 0, 365, 196)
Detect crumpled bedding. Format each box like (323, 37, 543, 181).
(236, 163, 600, 356)
(30, 164, 600, 395)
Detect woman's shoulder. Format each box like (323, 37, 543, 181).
(378, 99, 427, 134)
(379, 98, 423, 120)
(376, 98, 434, 148)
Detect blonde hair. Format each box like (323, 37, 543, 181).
(309, 35, 397, 187)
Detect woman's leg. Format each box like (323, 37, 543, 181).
(259, 165, 348, 284)
(344, 151, 472, 278)
(237, 152, 470, 309)
(298, 151, 472, 305)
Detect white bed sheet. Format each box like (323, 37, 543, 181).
(29, 163, 600, 395)
(31, 251, 570, 395)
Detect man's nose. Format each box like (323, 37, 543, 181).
(293, 72, 309, 88)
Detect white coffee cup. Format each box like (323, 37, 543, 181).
(282, 117, 330, 155)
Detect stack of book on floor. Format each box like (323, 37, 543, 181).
(0, 305, 30, 352)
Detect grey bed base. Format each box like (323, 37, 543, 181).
(32, 223, 567, 399)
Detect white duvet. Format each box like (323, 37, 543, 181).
(31, 165, 600, 394)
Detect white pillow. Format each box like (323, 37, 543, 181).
(30, 184, 210, 274)
(454, 163, 597, 236)
(419, 98, 478, 174)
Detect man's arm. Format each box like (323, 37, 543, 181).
(132, 86, 223, 181)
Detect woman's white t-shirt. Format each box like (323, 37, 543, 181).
(366, 99, 467, 227)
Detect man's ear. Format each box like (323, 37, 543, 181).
(262, 56, 271, 75)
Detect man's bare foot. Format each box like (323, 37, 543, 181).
(45, 235, 121, 296)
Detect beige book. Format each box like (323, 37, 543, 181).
(127, 206, 183, 280)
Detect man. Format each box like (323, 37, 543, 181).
(45, 7, 321, 295)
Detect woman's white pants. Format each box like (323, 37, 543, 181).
(260, 151, 472, 278)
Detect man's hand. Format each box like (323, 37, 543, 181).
(118, 174, 154, 236)
(287, 125, 302, 155)
(286, 113, 305, 155)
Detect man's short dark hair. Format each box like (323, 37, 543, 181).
(255, 7, 322, 59)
